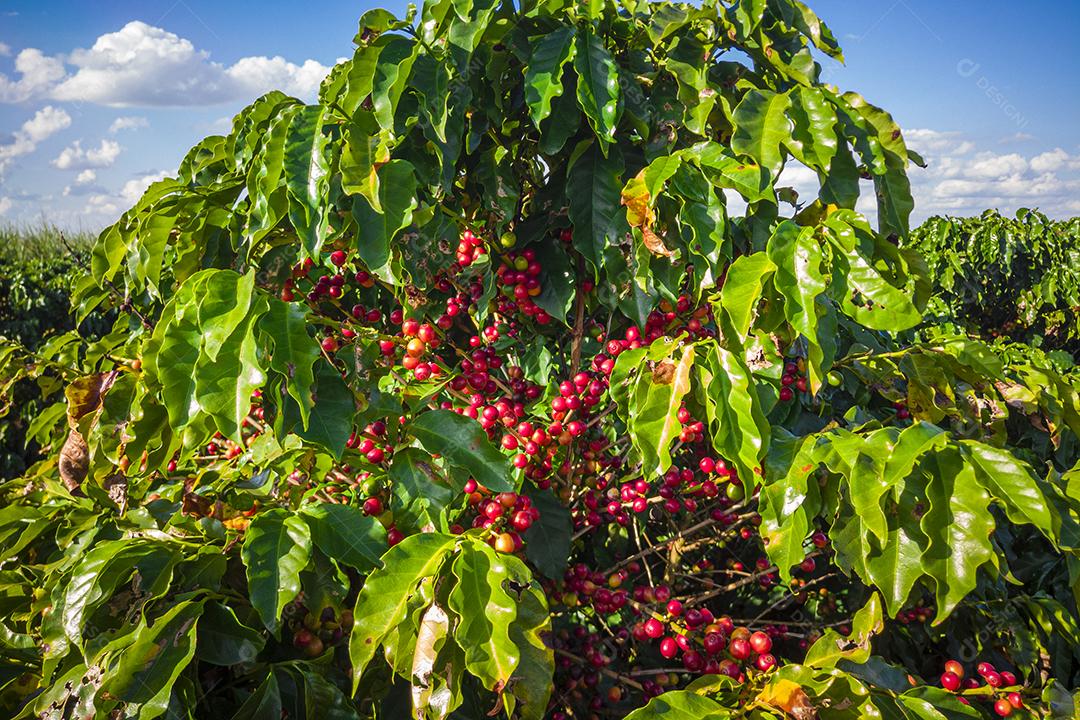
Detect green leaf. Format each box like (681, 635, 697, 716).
(370, 35, 418, 130)
(525, 28, 577, 129)
(522, 486, 572, 579)
(686, 142, 775, 203)
(767, 221, 829, 394)
(196, 602, 265, 666)
(351, 159, 418, 284)
(718, 252, 776, 338)
(60, 540, 178, 652)
(504, 582, 554, 720)
(389, 447, 456, 531)
(786, 86, 839, 172)
(860, 483, 928, 617)
(567, 142, 625, 275)
(301, 503, 387, 572)
(921, 451, 995, 618)
(242, 509, 313, 632)
(146, 272, 209, 432)
(284, 105, 331, 257)
(260, 299, 320, 430)
(245, 105, 297, 242)
(303, 670, 363, 720)
(448, 540, 526, 692)
(666, 35, 715, 136)
(962, 440, 1054, 532)
(294, 361, 354, 459)
(349, 532, 457, 689)
(825, 215, 921, 331)
(628, 342, 695, 477)
(703, 340, 770, 489)
(231, 673, 281, 720)
(804, 594, 883, 668)
(411, 55, 451, 142)
(623, 690, 731, 719)
(573, 31, 620, 143)
(731, 89, 792, 176)
(340, 113, 390, 212)
(532, 238, 575, 324)
(98, 599, 206, 717)
(409, 410, 514, 493)
(759, 431, 819, 580)
(898, 686, 982, 719)
(194, 296, 267, 442)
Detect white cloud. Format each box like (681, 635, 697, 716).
(225, 55, 331, 99)
(0, 196, 11, 215)
(81, 170, 170, 219)
(109, 115, 149, 133)
(63, 168, 101, 197)
(0, 105, 71, 174)
(120, 170, 168, 203)
(0, 42, 11, 57)
(964, 152, 1028, 179)
(1029, 148, 1080, 174)
(52, 139, 122, 170)
(0, 48, 66, 103)
(905, 129, 974, 157)
(903, 130, 1080, 221)
(47, 21, 330, 107)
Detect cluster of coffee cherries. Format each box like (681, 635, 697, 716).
(455, 485, 541, 553)
(288, 603, 353, 659)
(346, 418, 394, 466)
(779, 359, 808, 402)
(895, 601, 935, 625)
(894, 400, 911, 421)
(493, 248, 552, 325)
(638, 607, 778, 679)
(455, 228, 488, 267)
(640, 295, 715, 344)
(939, 660, 1024, 716)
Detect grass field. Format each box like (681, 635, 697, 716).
(0, 223, 96, 263)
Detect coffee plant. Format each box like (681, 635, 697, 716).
(1, 0, 1079, 718)
(0, 248, 113, 478)
(907, 210, 1080, 357)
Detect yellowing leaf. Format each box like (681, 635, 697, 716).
(757, 678, 816, 720)
(622, 171, 673, 257)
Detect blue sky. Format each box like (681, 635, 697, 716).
(0, 0, 1078, 231)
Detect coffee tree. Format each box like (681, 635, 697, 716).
(2, 0, 1080, 718)
(908, 209, 1080, 357)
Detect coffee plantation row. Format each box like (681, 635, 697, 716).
(1, 0, 1078, 718)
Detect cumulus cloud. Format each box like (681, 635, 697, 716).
(0, 42, 10, 57)
(225, 55, 332, 99)
(0, 48, 66, 103)
(52, 139, 122, 170)
(81, 170, 170, 218)
(44, 21, 330, 106)
(109, 115, 148, 133)
(964, 152, 1028, 179)
(0, 105, 71, 174)
(1029, 148, 1080, 174)
(905, 129, 974, 157)
(903, 131, 1080, 221)
(0, 196, 11, 215)
(75, 169, 96, 184)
